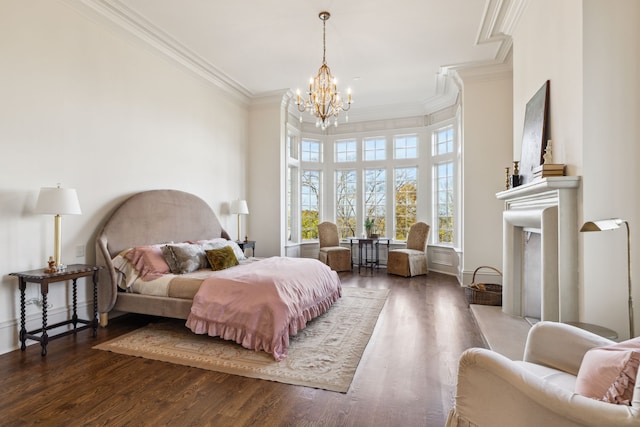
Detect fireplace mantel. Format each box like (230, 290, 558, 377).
(496, 177, 581, 322)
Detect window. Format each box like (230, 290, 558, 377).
(287, 166, 292, 241)
(434, 162, 454, 243)
(363, 137, 386, 161)
(301, 139, 321, 162)
(434, 126, 454, 156)
(433, 125, 455, 244)
(335, 139, 357, 162)
(286, 131, 300, 243)
(335, 170, 357, 238)
(364, 168, 386, 235)
(394, 167, 417, 240)
(301, 170, 320, 239)
(394, 135, 418, 159)
(286, 116, 459, 248)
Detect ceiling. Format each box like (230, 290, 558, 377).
(78, 0, 517, 122)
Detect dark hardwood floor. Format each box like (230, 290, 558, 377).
(0, 271, 485, 427)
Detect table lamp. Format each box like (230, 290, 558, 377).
(35, 184, 82, 269)
(580, 218, 634, 338)
(230, 199, 249, 241)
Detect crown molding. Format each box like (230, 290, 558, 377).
(62, 0, 251, 104)
(61, 0, 523, 123)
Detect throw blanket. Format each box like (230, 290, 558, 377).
(186, 257, 342, 360)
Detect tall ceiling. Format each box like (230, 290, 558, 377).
(76, 0, 517, 121)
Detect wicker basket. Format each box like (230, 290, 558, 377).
(465, 266, 503, 306)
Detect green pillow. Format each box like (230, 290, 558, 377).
(205, 246, 239, 271)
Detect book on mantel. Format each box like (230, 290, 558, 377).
(533, 163, 566, 178)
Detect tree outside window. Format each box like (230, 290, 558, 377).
(335, 170, 357, 238)
(364, 168, 386, 236)
(301, 170, 320, 239)
(394, 167, 417, 240)
(435, 162, 454, 243)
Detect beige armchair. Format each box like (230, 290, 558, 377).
(387, 222, 429, 277)
(318, 222, 351, 272)
(447, 322, 640, 427)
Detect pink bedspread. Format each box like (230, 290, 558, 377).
(185, 257, 342, 361)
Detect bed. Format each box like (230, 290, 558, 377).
(96, 189, 342, 360)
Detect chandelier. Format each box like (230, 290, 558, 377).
(296, 11, 352, 130)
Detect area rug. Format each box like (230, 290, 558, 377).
(94, 287, 388, 393)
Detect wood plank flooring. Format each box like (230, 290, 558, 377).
(0, 271, 485, 427)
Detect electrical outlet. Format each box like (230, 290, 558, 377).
(75, 244, 85, 257)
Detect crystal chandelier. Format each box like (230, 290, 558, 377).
(296, 11, 352, 130)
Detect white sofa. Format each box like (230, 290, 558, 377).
(446, 321, 640, 427)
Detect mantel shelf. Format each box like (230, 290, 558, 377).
(496, 176, 581, 200)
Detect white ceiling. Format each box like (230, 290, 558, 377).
(81, 0, 516, 121)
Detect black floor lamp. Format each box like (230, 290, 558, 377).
(580, 218, 634, 338)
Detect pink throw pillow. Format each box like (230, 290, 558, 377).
(124, 245, 171, 281)
(575, 337, 640, 405)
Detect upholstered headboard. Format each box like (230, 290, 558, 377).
(96, 189, 230, 314)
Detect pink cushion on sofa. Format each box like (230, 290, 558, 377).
(575, 337, 640, 405)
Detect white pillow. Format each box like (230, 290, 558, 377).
(198, 239, 246, 261)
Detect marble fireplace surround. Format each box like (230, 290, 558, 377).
(496, 177, 581, 322)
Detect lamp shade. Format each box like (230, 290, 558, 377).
(580, 218, 624, 232)
(230, 199, 249, 215)
(35, 186, 82, 215)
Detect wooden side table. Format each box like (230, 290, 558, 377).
(10, 264, 102, 356)
(236, 240, 256, 257)
(348, 238, 391, 273)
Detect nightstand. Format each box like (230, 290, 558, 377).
(235, 240, 256, 257)
(10, 264, 102, 356)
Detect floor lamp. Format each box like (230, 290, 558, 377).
(580, 218, 634, 338)
(230, 199, 249, 242)
(35, 185, 82, 269)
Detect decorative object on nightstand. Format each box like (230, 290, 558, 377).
(580, 218, 634, 338)
(235, 240, 256, 257)
(9, 264, 102, 356)
(35, 184, 82, 270)
(230, 199, 249, 242)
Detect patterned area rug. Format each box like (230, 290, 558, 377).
(94, 287, 388, 393)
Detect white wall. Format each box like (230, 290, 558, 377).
(0, 1, 249, 354)
(457, 70, 513, 285)
(512, 1, 583, 175)
(512, 0, 640, 339)
(581, 0, 640, 340)
(247, 95, 287, 257)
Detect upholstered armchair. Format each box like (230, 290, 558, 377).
(446, 322, 640, 427)
(318, 222, 351, 272)
(387, 222, 429, 277)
